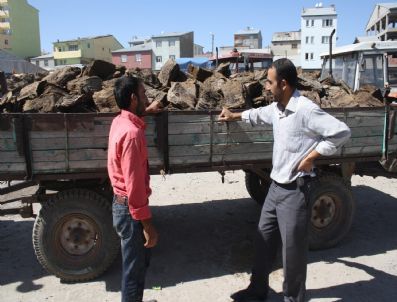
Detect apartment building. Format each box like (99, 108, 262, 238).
(301, 4, 337, 70)
(271, 31, 301, 67)
(53, 35, 123, 66)
(112, 44, 152, 69)
(0, 0, 40, 59)
(234, 27, 262, 49)
(151, 31, 194, 70)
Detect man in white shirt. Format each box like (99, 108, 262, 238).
(219, 58, 351, 302)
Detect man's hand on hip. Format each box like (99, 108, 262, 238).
(141, 218, 158, 248)
(297, 150, 321, 173)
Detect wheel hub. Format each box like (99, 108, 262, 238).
(60, 217, 97, 255)
(311, 195, 336, 229)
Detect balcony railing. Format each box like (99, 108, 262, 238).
(54, 50, 82, 59)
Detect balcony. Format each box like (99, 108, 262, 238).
(54, 50, 82, 59)
(0, 10, 9, 17)
(0, 21, 10, 29)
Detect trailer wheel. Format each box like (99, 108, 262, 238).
(32, 189, 119, 282)
(244, 170, 271, 205)
(308, 174, 355, 250)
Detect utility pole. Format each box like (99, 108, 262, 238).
(210, 32, 215, 57)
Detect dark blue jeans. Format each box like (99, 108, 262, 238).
(112, 199, 151, 302)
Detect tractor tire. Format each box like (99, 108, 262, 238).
(307, 174, 355, 250)
(32, 189, 119, 282)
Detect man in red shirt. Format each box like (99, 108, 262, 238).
(108, 76, 161, 302)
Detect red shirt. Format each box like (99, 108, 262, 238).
(107, 110, 152, 220)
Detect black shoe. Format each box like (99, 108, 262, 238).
(230, 286, 267, 302)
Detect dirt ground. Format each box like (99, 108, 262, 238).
(1, 171, 397, 302)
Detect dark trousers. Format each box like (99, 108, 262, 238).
(112, 199, 151, 302)
(251, 181, 309, 302)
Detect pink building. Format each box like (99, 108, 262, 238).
(112, 44, 152, 69)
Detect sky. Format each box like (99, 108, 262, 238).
(28, 0, 386, 54)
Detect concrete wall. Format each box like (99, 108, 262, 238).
(91, 36, 123, 63)
(4, 0, 40, 59)
(152, 32, 193, 70)
(112, 51, 152, 69)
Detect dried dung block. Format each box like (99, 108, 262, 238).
(187, 65, 213, 82)
(84, 60, 116, 80)
(167, 80, 198, 110)
(67, 76, 103, 94)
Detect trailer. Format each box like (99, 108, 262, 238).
(1, 103, 397, 282)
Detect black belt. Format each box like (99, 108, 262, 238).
(274, 176, 313, 190)
(114, 195, 128, 205)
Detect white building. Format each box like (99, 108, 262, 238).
(301, 3, 337, 70)
(30, 53, 55, 71)
(271, 31, 301, 67)
(151, 31, 193, 70)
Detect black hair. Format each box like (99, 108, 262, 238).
(271, 58, 298, 88)
(113, 76, 141, 110)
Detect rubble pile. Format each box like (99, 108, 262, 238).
(0, 59, 385, 114)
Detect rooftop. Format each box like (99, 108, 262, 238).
(152, 31, 192, 39)
(53, 35, 115, 44)
(320, 40, 397, 57)
(302, 5, 337, 17)
(235, 27, 261, 35)
(30, 53, 54, 60)
(272, 31, 301, 42)
(112, 43, 152, 53)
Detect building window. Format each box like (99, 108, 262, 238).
(35, 61, 39, 66)
(311, 36, 314, 44)
(58, 47, 62, 52)
(156, 41, 162, 47)
(306, 19, 309, 27)
(87, 43, 90, 48)
(310, 53, 314, 60)
(156, 56, 162, 63)
(4, 39, 8, 45)
(44, 60, 49, 67)
(121, 55, 128, 63)
(169, 55, 175, 60)
(169, 40, 175, 47)
(311, 19, 314, 26)
(102, 47, 105, 51)
(305, 36, 309, 44)
(322, 19, 333, 27)
(291, 43, 297, 49)
(322, 36, 330, 44)
(305, 53, 309, 61)
(68, 45, 78, 51)
(135, 54, 142, 62)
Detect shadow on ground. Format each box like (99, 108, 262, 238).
(1, 184, 397, 301)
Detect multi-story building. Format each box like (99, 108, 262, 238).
(151, 31, 194, 70)
(30, 53, 55, 71)
(112, 44, 152, 69)
(366, 3, 397, 41)
(271, 31, 301, 67)
(234, 27, 262, 49)
(0, 0, 40, 59)
(53, 35, 123, 66)
(301, 4, 337, 70)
